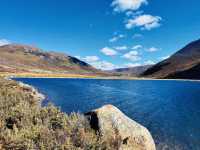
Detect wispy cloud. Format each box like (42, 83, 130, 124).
(114, 45, 128, 51)
(92, 61, 117, 70)
(124, 62, 141, 67)
(111, 0, 148, 12)
(146, 47, 160, 52)
(82, 56, 100, 63)
(126, 14, 162, 30)
(122, 50, 141, 61)
(101, 47, 118, 56)
(132, 44, 142, 50)
(126, 10, 143, 17)
(109, 34, 125, 43)
(0, 39, 11, 46)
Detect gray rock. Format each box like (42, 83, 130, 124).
(85, 105, 156, 150)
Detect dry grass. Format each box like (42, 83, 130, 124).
(0, 73, 99, 78)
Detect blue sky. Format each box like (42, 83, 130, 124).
(0, 0, 200, 70)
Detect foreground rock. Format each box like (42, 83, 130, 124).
(85, 105, 156, 150)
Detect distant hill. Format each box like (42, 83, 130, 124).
(142, 39, 200, 79)
(110, 65, 152, 77)
(0, 44, 103, 75)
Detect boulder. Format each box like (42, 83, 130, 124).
(85, 105, 156, 150)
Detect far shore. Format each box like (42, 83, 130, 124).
(1, 72, 200, 82)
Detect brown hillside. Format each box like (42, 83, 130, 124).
(0, 44, 102, 75)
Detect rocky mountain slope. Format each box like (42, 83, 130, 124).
(142, 39, 200, 79)
(0, 44, 102, 75)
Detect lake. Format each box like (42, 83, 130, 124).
(14, 78, 200, 150)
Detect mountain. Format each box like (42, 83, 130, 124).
(0, 44, 102, 75)
(142, 39, 200, 79)
(110, 65, 152, 77)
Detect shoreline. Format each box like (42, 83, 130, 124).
(17, 80, 46, 102)
(2, 72, 200, 82)
(11, 76, 200, 83)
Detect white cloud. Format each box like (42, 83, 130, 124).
(144, 60, 155, 65)
(82, 56, 99, 63)
(91, 61, 117, 70)
(126, 11, 134, 16)
(160, 55, 170, 60)
(101, 47, 118, 56)
(75, 55, 117, 70)
(124, 62, 141, 67)
(132, 44, 142, 50)
(126, 14, 162, 30)
(126, 10, 143, 17)
(111, 0, 148, 12)
(146, 47, 159, 52)
(115, 46, 128, 51)
(109, 34, 125, 42)
(75, 55, 99, 63)
(0, 39, 11, 46)
(122, 50, 141, 61)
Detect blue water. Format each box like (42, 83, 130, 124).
(14, 78, 200, 150)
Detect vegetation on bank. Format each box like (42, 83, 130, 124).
(0, 73, 137, 80)
(0, 78, 121, 150)
(0, 73, 99, 78)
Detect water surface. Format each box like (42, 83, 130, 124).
(14, 78, 200, 150)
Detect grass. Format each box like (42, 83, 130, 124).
(0, 78, 122, 150)
(0, 72, 99, 78)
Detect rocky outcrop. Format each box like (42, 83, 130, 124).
(85, 105, 156, 150)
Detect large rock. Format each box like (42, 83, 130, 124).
(85, 105, 156, 150)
